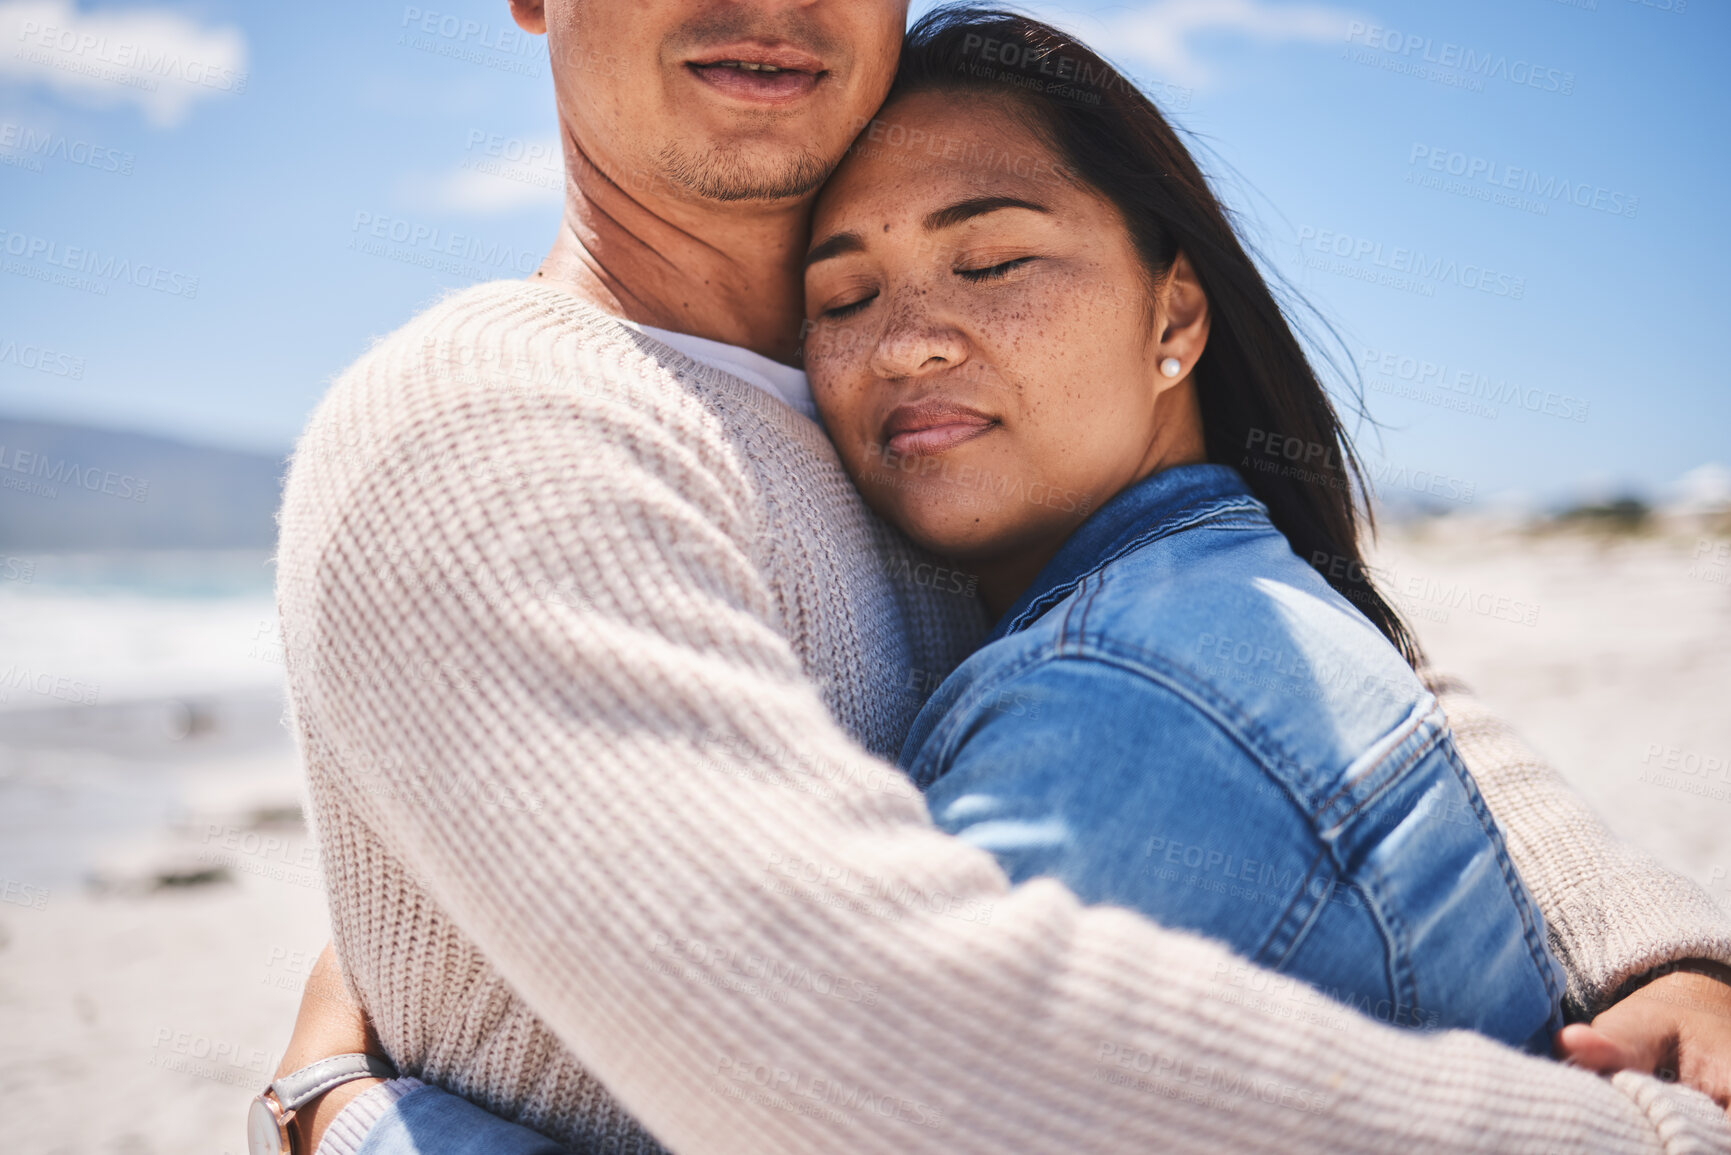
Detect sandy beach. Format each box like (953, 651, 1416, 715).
(1, 525, 1728, 1153)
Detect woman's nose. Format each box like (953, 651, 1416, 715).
(869, 303, 968, 380)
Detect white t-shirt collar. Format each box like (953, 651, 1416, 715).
(621, 320, 816, 421)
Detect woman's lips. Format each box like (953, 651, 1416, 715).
(881, 403, 997, 458)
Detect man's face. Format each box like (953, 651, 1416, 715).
(543, 1, 908, 205)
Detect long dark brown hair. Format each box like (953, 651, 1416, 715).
(890, 5, 1421, 664)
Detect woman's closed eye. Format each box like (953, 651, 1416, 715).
(814, 255, 1038, 319)
(956, 256, 1037, 283)
(821, 291, 879, 320)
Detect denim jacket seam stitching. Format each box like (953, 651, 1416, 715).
(1351, 850, 1420, 1015)
(1056, 574, 1085, 657)
(1251, 845, 1338, 969)
(1310, 716, 1450, 1017)
(1438, 735, 1565, 1014)
(1313, 705, 1442, 827)
(1071, 574, 1100, 657)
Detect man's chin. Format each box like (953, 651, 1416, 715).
(652, 140, 835, 205)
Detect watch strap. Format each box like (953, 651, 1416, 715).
(270, 1053, 399, 1112)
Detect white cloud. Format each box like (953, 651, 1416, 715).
(391, 132, 563, 218)
(1022, 0, 1359, 89)
(416, 135, 564, 216)
(0, 0, 247, 128)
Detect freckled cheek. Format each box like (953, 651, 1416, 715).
(808, 364, 877, 447)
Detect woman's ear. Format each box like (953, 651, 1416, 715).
(507, 0, 547, 35)
(1153, 251, 1211, 388)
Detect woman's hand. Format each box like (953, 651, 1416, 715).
(1555, 960, 1731, 1114)
(271, 942, 390, 1153)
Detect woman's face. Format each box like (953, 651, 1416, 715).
(803, 89, 1208, 598)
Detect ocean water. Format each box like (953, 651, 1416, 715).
(0, 551, 296, 889)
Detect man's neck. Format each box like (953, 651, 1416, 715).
(530, 131, 813, 366)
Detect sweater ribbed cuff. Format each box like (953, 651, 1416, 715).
(1556, 888, 1731, 1019)
(314, 1076, 425, 1155)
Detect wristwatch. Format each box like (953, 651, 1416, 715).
(247, 1053, 398, 1155)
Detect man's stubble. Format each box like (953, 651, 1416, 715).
(652, 138, 836, 204)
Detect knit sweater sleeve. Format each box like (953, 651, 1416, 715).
(1425, 672, 1731, 1018)
(279, 343, 1730, 1155)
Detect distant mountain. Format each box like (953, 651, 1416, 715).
(0, 416, 287, 550)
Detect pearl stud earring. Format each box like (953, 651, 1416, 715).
(1159, 357, 1182, 379)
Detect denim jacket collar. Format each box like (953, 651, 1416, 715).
(988, 463, 1264, 643)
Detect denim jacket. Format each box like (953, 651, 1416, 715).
(902, 463, 1566, 1052)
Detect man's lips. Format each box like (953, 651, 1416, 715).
(881, 402, 998, 458)
(686, 44, 825, 104)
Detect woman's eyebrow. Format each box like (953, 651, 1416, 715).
(805, 196, 1049, 269)
(923, 195, 1050, 232)
(805, 232, 865, 268)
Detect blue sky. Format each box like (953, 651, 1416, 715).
(0, 0, 1723, 508)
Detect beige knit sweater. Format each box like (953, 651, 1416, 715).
(278, 280, 1731, 1155)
